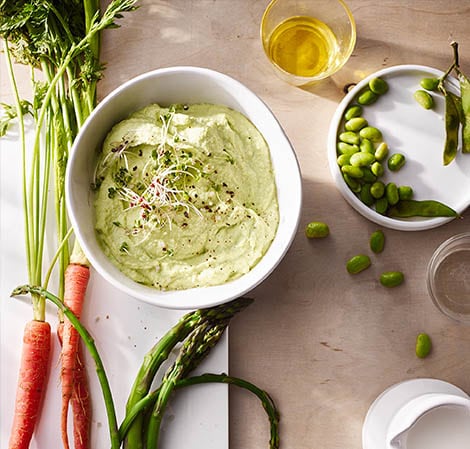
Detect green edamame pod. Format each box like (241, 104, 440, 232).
(443, 92, 460, 165)
(339, 131, 360, 145)
(341, 165, 364, 178)
(337, 142, 360, 155)
(360, 184, 374, 207)
(369, 77, 389, 95)
(345, 117, 368, 132)
(346, 254, 371, 274)
(387, 153, 406, 171)
(398, 185, 413, 200)
(344, 105, 363, 121)
(350, 152, 375, 167)
(385, 182, 399, 206)
(387, 199, 458, 218)
(359, 126, 383, 142)
(420, 77, 439, 91)
(369, 230, 385, 253)
(414, 89, 434, 109)
(374, 142, 389, 161)
(370, 181, 385, 199)
(459, 74, 470, 153)
(380, 271, 404, 288)
(357, 89, 378, 105)
(360, 138, 375, 154)
(375, 197, 388, 215)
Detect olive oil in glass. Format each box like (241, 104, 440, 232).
(267, 16, 339, 78)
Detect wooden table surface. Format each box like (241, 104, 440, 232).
(3, 1, 470, 449)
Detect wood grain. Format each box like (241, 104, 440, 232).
(2, 2, 470, 448)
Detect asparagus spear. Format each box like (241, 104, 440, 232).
(145, 320, 231, 449)
(124, 296, 253, 449)
(119, 373, 280, 449)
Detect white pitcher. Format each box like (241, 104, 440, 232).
(363, 378, 470, 449)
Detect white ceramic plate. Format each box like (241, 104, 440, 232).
(328, 64, 470, 231)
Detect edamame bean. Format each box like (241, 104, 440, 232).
(305, 221, 330, 239)
(345, 117, 368, 132)
(344, 105, 363, 121)
(357, 89, 378, 105)
(414, 89, 434, 109)
(420, 77, 439, 91)
(415, 333, 432, 358)
(339, 131, 360, 145)
(370, 161, 384, 177)
(350, 152, 375, 167)
(337, 142, 360, 155)
(360, 138, 375, 154)
(369, 230, 385, 254)
(380, 271, 404, 287)
(369, 77, 389, 95)
(337, 153, 351, 167)
(359, 126, 383, 142)
(346, 254, 371, 274)
(360, 184, 374, 206)
(375, 197, 388, 215)
(361, 167, 377, 183)
(341, 165, 364, 178)
(374, 142, 389, 161)
(398, 185, 413, 200)
(387, 153, 406, 171)
(370, 181, 385, 199)
(385, 182, 399, 206)
(343, 174, 361, 193)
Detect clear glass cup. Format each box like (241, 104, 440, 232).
(260, 0, 356, 86)
(427, 233, 470, 324)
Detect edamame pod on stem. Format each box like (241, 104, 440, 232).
(442, 91, 460, 165)
(387, 199, 458, 218)
(459, 73, 470, 153)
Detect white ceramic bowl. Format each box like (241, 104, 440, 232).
(66, 66, 302, 309)
(328, 64, 470, 231)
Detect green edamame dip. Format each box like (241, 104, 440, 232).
(93, 103, 279, 290)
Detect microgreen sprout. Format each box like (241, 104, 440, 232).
(96, 105, 209, 240)
(94, 138, 132, 181)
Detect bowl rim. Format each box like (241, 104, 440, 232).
(327, 63, 463, 232)
(66, 65, 302, 309)
(426, 232, 470, 324)
(260, 0, 357, 85)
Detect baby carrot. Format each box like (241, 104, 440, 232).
(57, 321, 91, 449)
(71, 340, 91, 449)
(61, 263, 90, 449)
(8, 320, 51, 449)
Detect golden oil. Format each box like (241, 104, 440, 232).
(267, 16, 338, 78)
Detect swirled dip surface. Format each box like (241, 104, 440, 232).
(93, 103, 279, 290)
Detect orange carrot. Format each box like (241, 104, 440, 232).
(71, 340, 92, 449)
(8, 320, 51, 449)
(57, 321, 92, 449)
(61, 263, 90, 449)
